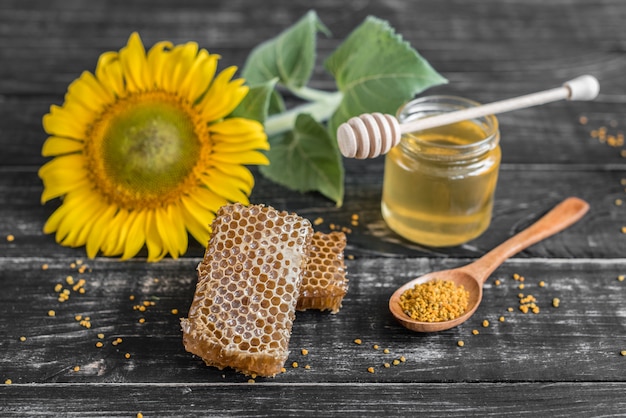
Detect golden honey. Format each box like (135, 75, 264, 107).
(381, 96, 500, 247)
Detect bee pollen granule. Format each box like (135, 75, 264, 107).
(399, 280, 469, 322)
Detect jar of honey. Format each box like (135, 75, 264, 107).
(381, 96, 501, 247)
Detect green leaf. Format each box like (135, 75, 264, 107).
(231, 79, 278, 123)
(259, 114, 344, 206)
(241, 10, 330, 89)
(324, 16, 448, 135)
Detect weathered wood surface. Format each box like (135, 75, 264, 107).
(1, 0, 626, 416)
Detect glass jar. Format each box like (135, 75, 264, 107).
(381, 96, 501, 247)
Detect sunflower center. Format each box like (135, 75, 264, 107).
(86, 92, 207, 209)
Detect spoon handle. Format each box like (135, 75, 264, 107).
(462, 197, 590, 283)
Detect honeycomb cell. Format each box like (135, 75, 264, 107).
(297, 231, 349, 314)
(181, 203, 313, 377)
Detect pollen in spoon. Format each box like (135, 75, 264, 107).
(398, 279, 469, 322)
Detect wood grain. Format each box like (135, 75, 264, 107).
(1, 0, 626, 415)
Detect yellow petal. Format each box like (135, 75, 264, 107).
(42, 136, 84, 157)
(96, 51, 125, 97)
(119, 32, 148, 93)
(155, 205, 187, 259)
(145, 210, 167, 262)
(39, 154, 88, 203)
(187, 186, 229, 212)
(85, 205, 118, 258)
(67, 71, 114, 113)
(199, 66, 244, 121)
(180, 196, 212, 247)
(42, 105, 88, 140)
(210, 163, 255, 189)
(202, 174, 250, 204)
(100, 209, 131, 256)
(209, 117, 265, 137)
(170, 42, 199, 93)
(153, 208, 174, 259)
(146, 40, 173, 88)
(60, 195, 107, 248)
(212, 136, 270, 153)
(121, 210, 147, 260)
(40, 174, 90, 205)
(210, 150, 269, 166)
(53, 191, 102, 246)
(202, 83, 248, 121)
(212, 130, 269, 146)
(43, 195, 79, 235)
(202, 167, 253, 196)
(168, 204, 188, 258)
(181, 50, 219, 103)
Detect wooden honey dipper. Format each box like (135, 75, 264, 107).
(337, 75, 600, 159)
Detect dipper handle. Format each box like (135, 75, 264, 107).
(337, 75, 600, 159)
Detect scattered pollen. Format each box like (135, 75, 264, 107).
(457, 340, 465, 347)
(95, 342, 103, 348)
(48, 310, 56, 317)
(354, 339, 362, 345)
(301, 349, 309, 356)
(6, 234, 15, 242)
(19, 336, 26, 342)
(367, 367, 375, 373)
(482, 320, 489, 328)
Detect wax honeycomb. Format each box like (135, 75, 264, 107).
(297, 231, 348, 313)
(181, 203, 313, 377)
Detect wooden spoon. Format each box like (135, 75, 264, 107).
(388, 197, 590, 332)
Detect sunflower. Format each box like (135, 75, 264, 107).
(39, 32, 269, 261)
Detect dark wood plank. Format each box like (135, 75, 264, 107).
(2, 167, 624, 259)
(4, 97, 626, 167)
(2, 382, 626, 417)
(2, 257, 625, 384)
(2, 0, 626, 415)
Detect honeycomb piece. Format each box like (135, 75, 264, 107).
(181, 203, 313, 377)
(297, 231, 348, 314)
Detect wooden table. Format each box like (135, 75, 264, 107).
(2, 0, 626, 416)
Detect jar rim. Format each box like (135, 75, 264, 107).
(396, 95, 499, 154)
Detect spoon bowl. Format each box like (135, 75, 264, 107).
(389, 197, 590, 332)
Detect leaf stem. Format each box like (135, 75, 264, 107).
(264, 89, 343, 137)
